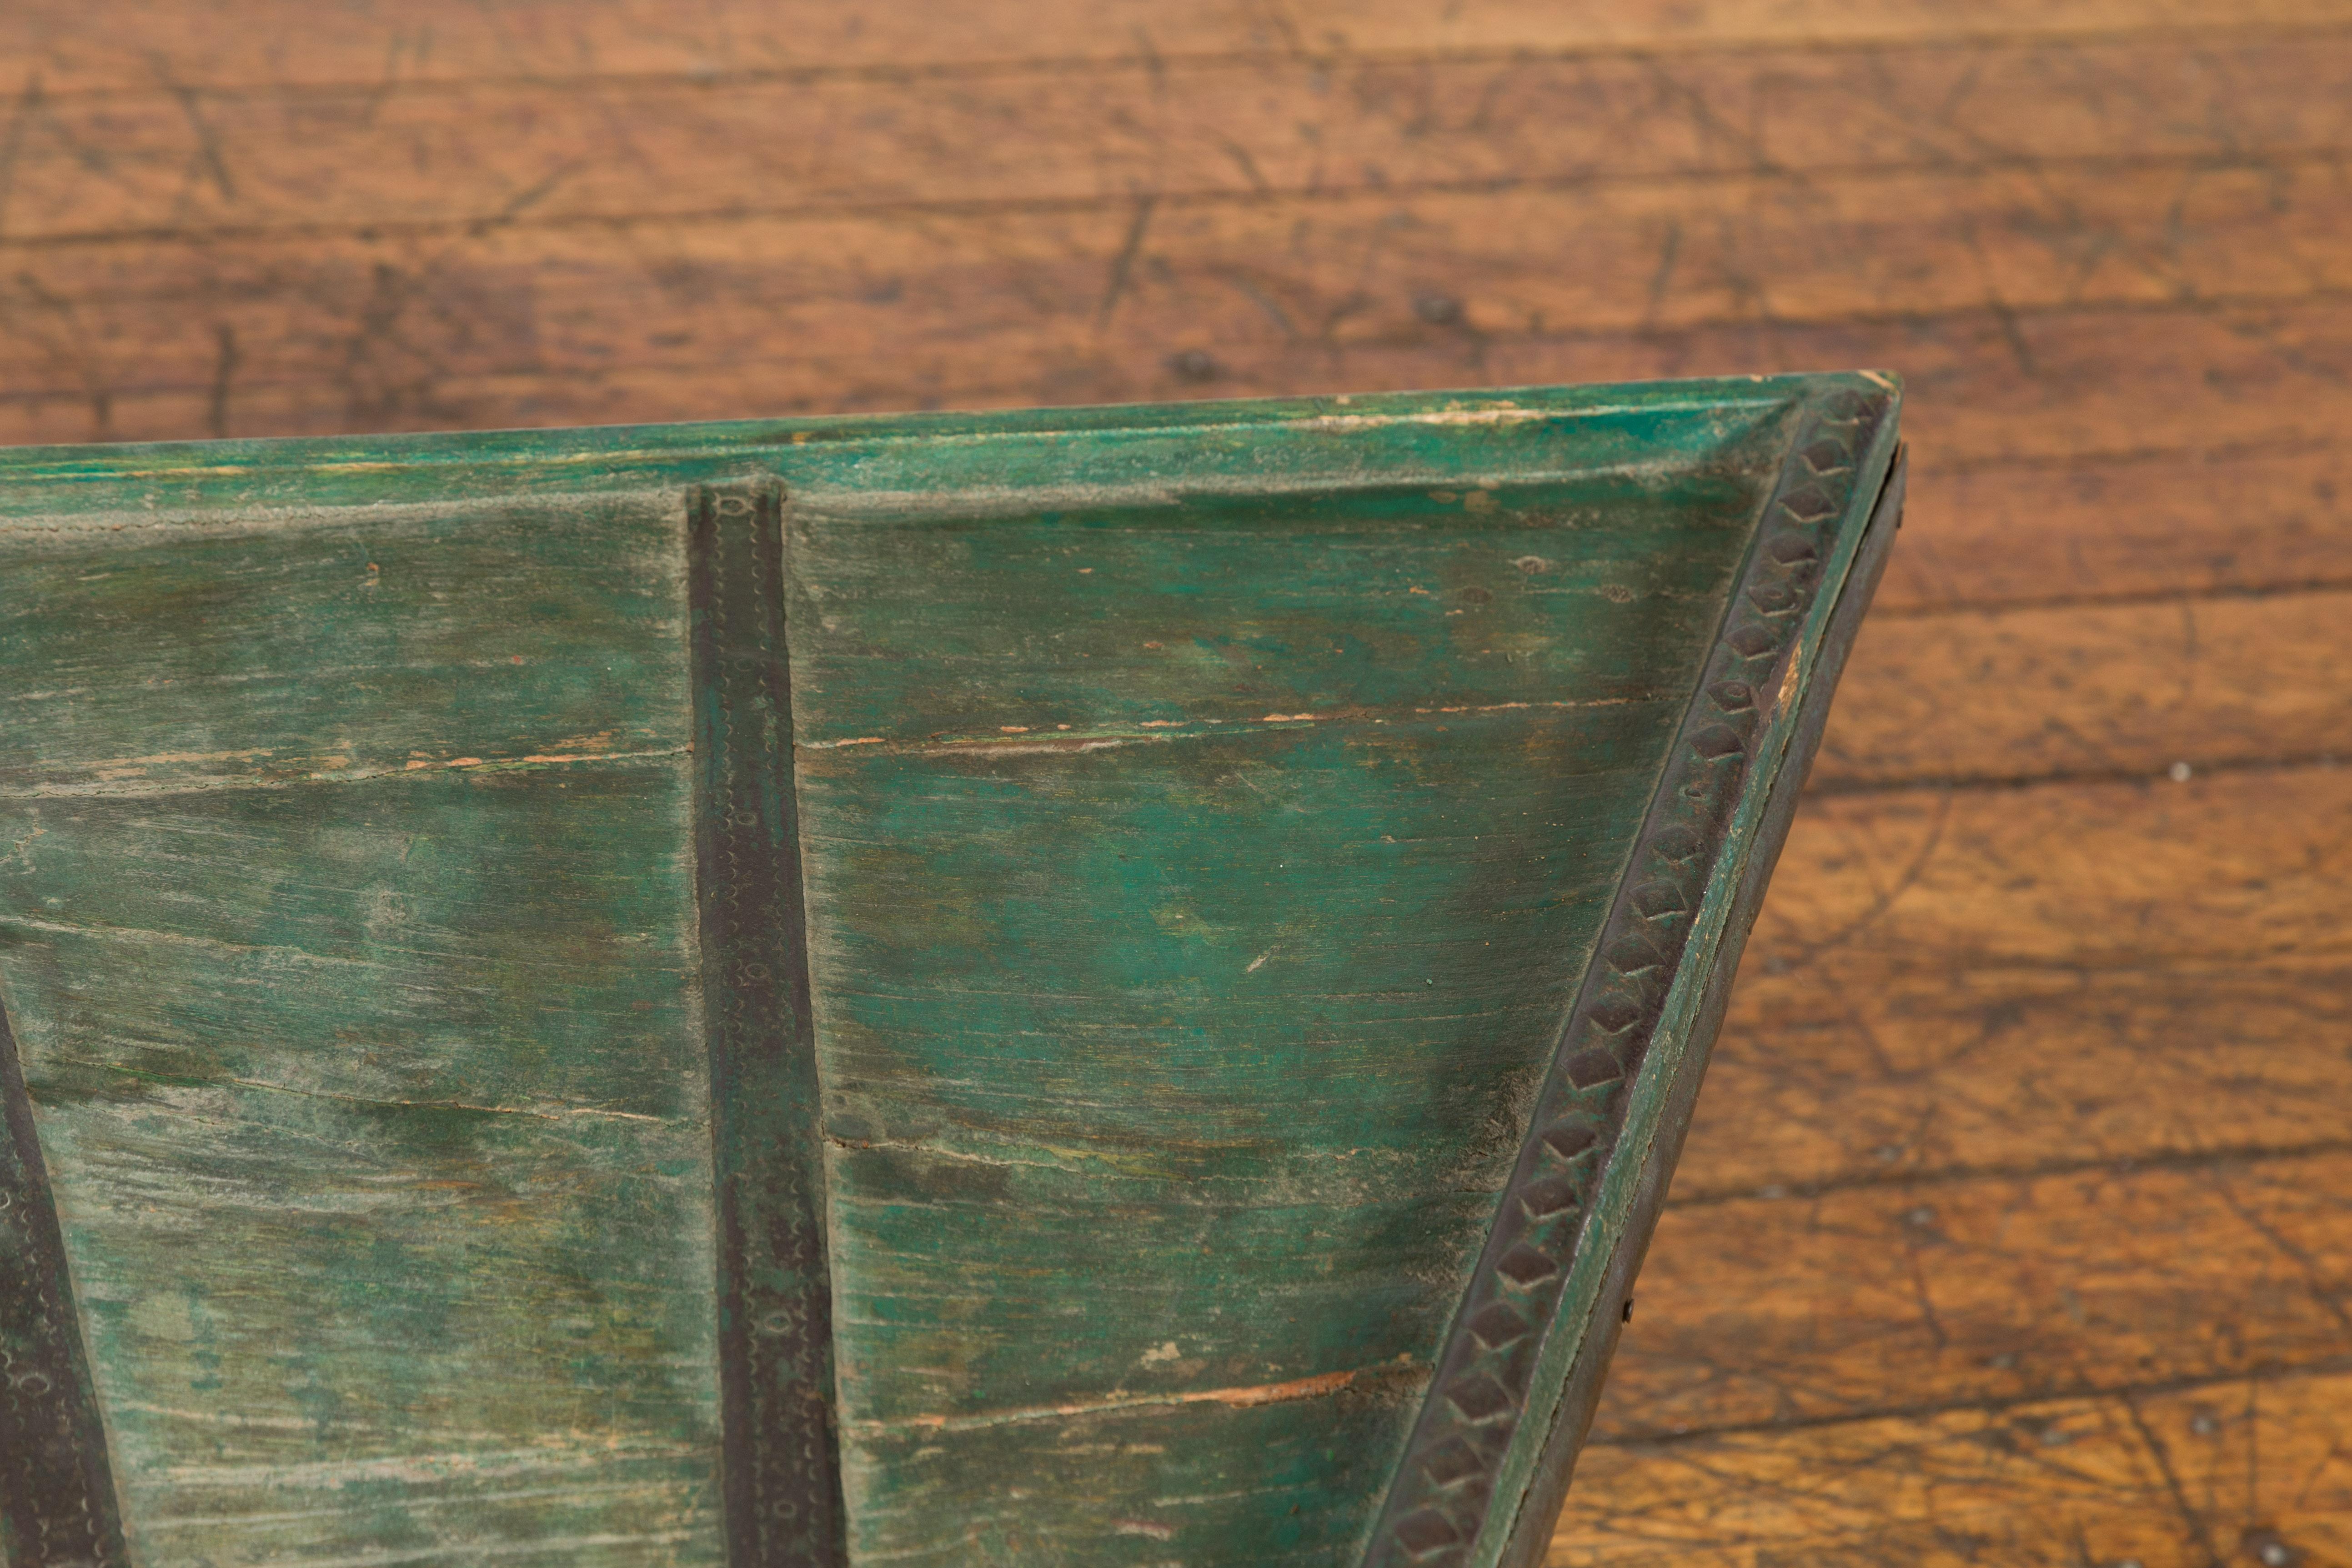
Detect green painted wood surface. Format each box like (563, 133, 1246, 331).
(787, 450, 1789, 1564)
(0, 376, 1899, 1568)
(0, 494, 722, 1563)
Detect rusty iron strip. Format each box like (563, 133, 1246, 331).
(688, 481, 847, 1568)
(0, 996, 128, 1568)
(1359, 387, 1902, 1568)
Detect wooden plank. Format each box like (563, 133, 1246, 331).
(6, 159, 2347, 399)
(1553, 1367, 2352, 1566)
(7, 34, 2352, 242)
(1813, 585, 2352, 788)
(1876, 441, 2352, 612)
(3, 165, 2350, 452)
(1752, 764, 2352, 974)
(0, 492, 723, 1562)
(784, 430, 1794, 1563)
(1671, 761, 2352, 1197)
(1593, 1146, 2352, 1440)
(1695, 952, 2352, 1194)
(7, 2, 2348, 95)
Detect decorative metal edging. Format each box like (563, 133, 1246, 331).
(0, 996, 127, 1568)
(688, 482, 847, 1568)
(1359, 385, 1896, 1568)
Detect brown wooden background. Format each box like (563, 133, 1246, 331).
(5, 2, 2350, 1562)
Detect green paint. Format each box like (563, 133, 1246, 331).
(0, 491, 719, 1566)
(0, 376, 1898, 1567)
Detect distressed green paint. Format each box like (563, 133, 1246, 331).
(785, 411, 1802, 1563)
(0, 493, 722, 1564)
(0, 376, 1898, 1567)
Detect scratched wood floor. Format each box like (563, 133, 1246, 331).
(5, 2, 2352, 1563)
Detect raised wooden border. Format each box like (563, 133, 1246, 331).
(1361, 391, 1904, 1568)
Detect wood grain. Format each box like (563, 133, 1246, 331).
(1875, 442, 2352, 613)
(6, 158, 2348, 425)
(1816, 586, 2352, 788)
(1695, 949, 2352, 1196)
(780, 413, 1811, 1563)
(5, 34, 2350, 242)
(1756, 763, 2352, 975)
(0, 492, 722, 1564)
(1602, 1147, 2352, 1439)
(9, 2, 2351, 95)
(1669, 761, 2352, 1195)
(1557, 1368, 2352, 1567)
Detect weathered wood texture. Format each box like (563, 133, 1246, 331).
(10, 2, 2352, 94)
(3, 0, 2347, 1559)
(1555, 1369, 2352, 1566)
(0, 496, 722, 1563)
(6, 36, 2352, 242)
(10, 164, 2352, 439)
(0, 385, 1896, 1565)
(767, 388, 1893, 1565)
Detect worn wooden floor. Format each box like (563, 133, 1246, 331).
(5, 2, 2350, 1563)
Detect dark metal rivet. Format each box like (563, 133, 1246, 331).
(1604, 933, 1663, 974)
(1495, 1246, 1558, 1287)
(1394, 1508, 1462, 1555)
(1541, 1122, 1598, 1160)
(1466, 1302, 1530, 1349)
(1564, 1049, 1620, 1088)
(1650, 825, 1705, 862)
(1586, 994, 1643, 1035)
(1424, 1435, 1487, 1485)
(1520, 1175, 1580, 1218)
(1445, 1372, 1515, 1421)
(1692, 724, 1745, 759)
(1779, 482, 1836, 522)
(1631, 880, 1686, 918)
(1801, 438, 1851, 473)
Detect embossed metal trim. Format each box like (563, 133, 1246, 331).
(689, 481, 847, 1568)
(1360, 386, 1896, 1568)
(0, 995, 127, 1568)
